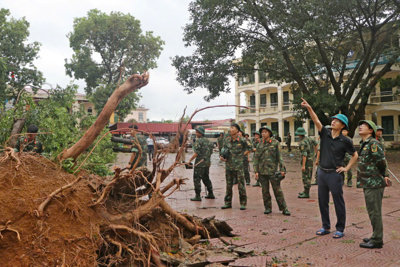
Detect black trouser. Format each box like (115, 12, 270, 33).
(148, 145, 154, 160)
(318, 169, 346, 232)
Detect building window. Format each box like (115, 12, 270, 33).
(87, 107, 92, 114)
(309, 120, 315, 136)
(382, 115, 394, 141)
(249, 94, 256, 113)
(284, 120, 290, 135)
(259, 71, 267, 83)
(270, 93, 278, 107)
(260, 94, 267, 107)
(271, 122, 278, 135)
(250, 123, 256, 134)
(139, 112, 144, 122)
(261, 122, 268, 127)
(283, 91, 290, 111)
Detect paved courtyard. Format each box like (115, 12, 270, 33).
(119, 148, 400, 266)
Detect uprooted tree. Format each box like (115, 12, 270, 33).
(0, 72, 233, 266)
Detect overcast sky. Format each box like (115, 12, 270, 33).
(3, 0, 236, 121)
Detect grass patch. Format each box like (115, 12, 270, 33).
(341, 239, 355, 243)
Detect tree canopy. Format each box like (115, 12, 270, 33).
(172, 0, 400, 135)
(0, 8, 44, 107)
(65, 9, 164, 118)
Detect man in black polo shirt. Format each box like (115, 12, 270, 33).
(301, 98, 358, 239)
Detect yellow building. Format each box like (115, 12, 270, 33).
(235, 64, 400, 146)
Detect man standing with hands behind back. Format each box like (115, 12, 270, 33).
(357, 120, 391, 249)
(301, 98, 358, 239)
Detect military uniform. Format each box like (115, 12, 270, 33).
(254, 135, 289, 215)
(377, 136, 385, 152)
(130, 134, 148, 168)
(298, 134, 313, 197)
(14, 136, 43, 154)
(222, 135, 250, 208)
(217, 135, 225, 154)
(309, 138, 318, 181)
(343, 136, 354, 187)
(192, 136, 213, 198)
(243, 138, 253, 185)
(358, 121, 389, 248)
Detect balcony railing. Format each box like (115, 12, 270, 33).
(370, 92, 399, 104)
(239, 103, 295, 115)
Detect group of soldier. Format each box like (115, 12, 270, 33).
(184, 98, 392, 250)
(14, 101, 392, 250)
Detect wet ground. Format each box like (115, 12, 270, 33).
(116, 148, 400, 266)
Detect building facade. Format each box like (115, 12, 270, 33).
(235, 65, 400, 146)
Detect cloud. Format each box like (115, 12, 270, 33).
(3, 0, 235, 120)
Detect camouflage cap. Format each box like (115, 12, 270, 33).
(358, 120, 377, 137)
(377, 125, 384, 131)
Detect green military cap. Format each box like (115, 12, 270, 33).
(358, 120, 377, 137)
(253, 131, 261, 136)
(259, 126, 273, 136)
(295, 127, 307, 135)
(220, 147, 230, 160)
(195, 126, 205, 136)
(376, 125, 384, 131)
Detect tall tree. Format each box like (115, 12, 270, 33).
(0, 8, 44, 138)
(172, 0, 400, 136)
(65, 9, 164, 118)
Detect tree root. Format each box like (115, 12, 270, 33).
(35, 176, 82, 217)
(1, 147, 21, 170)
(0, 220, 21, 241)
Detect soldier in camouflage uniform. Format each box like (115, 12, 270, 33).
(188, 126, 214, 201)
(220, 124, 251, 210)
(376, 126, 385, 154)
(358, 120, 391, 249)
(242, 132, 252, 185)
(309, 137, 318, 182)
(252, 131, 262, 187)
(14, 124, 43, 154)
(217, 133, 225, 155)
(296, 127, 313, 198)
(342, 129, 354, 187)
(126, 125, 148, 169)
(254, 126, 290, 215)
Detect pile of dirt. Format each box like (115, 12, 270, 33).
(0, 154, 103, 266)
(0, 153, 234, 266)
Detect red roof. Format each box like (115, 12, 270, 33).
(109, 123, 192, 134)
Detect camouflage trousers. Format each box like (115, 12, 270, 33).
(314, 165, 319, 183)
(243, 159, 250, 184)
(259, 175, 287, 211)
(301, 159, 313, 189)
(343, 154, 353, 186)
(224, 169, 247, 206)
(193, 167, 213, 195)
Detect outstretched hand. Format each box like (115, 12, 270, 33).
(301, 98, 311, 109)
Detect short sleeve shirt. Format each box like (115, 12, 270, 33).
(319, 127, 356, 169)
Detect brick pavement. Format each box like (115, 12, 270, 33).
(115, 149, 400, 266)
(161, 149, 400, 267)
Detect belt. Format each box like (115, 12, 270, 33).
(319, 166, 336, 173)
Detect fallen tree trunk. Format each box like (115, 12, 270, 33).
(60, 73, 149, 161)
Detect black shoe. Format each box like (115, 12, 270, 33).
(363, 238, 384, 245)
(359, 240, 383, 249)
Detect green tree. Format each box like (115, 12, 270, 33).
(0, 8, 44, 137)
(172, 0, 400, 136)
(65, 9, 164, 118)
